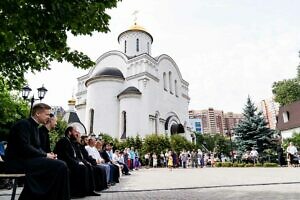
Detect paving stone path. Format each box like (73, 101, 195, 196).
(1, 167, 299, 199)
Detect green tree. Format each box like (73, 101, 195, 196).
(234, 97, 275, 155)
(100, 133, 114, 144)
(272, 79, 300, 105)
(134, 135, 143, 150)
(49, 117, 68, 151)
(0, 0, 120, 89)
(0, 81, 29, 141)
(272, 53, 300, 105)
(283, 132, 300, 150)
(196, 133, 231, 156)
(141, 134, 171, 157)
(170, 134, 194, 154)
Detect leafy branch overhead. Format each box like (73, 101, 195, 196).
(272, 55, 300, 105)
(0, 0, 120, 89)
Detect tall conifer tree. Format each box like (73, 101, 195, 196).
(234, 97, 274, 155)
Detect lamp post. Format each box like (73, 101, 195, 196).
(22, 85, 48, 117)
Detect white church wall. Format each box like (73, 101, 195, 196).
(119, 96, 141, 138)
(119, 31, 152, 57)
(85, 79, 123, 137)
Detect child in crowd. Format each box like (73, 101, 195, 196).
(168, 151, 173, 170)
(152, 153, 157, 168)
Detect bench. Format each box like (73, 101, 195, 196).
(0, 174, 25, 200)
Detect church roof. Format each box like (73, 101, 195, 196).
(117, 86, 142, 98)
(93, 67, 124, 79)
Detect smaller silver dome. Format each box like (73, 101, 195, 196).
(117, 86, 142, 98)
(93, 67, 124, 79)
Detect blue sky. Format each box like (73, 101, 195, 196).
(26, 0, 300, 112)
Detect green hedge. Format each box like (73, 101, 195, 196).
(263, 163, 279, 167)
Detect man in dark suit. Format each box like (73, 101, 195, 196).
(100, 143, 120, 183)
(5, 103, 70, 200)
(54, 126, 100, 197)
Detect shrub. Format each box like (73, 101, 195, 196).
(215, 162, 222, 167)
(222, 162, 233, 167)
(232, 163, 239, 167)
(245, 163, 254, 167)
(254, 163, 263, 167)
(263, 163, 279, 167)
(237, 163, 245, 167)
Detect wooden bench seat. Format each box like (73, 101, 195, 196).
(0, 174, 25, 200)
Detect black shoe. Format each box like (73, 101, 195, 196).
(108, 182, 116, 186)
(89, 191, 101, 196)
(125, 173, 131, 175)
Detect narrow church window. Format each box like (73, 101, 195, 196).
(163, 72, 167, 91)
(175, 80, 178, 96)
(124, 40, 127, 53)
(122, 111, 127, 138)
(136, 38, 139, 52)
(169, 71, 173, 94)
(155, 112, 159, 134)
(89, 109, 94, 134)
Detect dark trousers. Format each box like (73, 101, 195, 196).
(6, 157, 70, 200)
(93, 165, 108, 191)
(69, 163, 95, 197)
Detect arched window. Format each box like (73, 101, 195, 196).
(169, 71, 173, 94)
(136, 38, 139, 52)
(89, 109, 94, 134)
(174, 80, 178, 96)
(163, 72, 167, 91)
(155, 112, 159, 134)
(121, 111, 127, 139)
(124, 40, 127, 53)
(283, 111, 290, 123)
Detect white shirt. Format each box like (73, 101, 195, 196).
(85, 145, 103, 161)
(250, 150, 258, 157)
(287, 145, 298, 155)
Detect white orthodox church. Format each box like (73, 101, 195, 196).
(75, 23, 193, 141)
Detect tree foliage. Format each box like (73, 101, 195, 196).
(196, 133, 232, 156)
(272, 79, 300, 106)
(272, 54, 300, 105)
(0, 81, 29, 141)
(0, 0, 120, 89)
(234, 97, 275, 155)
(49, 117, 68, 151)
(283, 132, 300, 151)
(170, 135, 195, 154)
(141, 134, 171, 156)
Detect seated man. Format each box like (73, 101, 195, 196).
(39, 113, 57, 153)
(80, 136, 108, 190)
(100, 143, 120, 184)
(5, 103, 70, 200)
(54, 126, 100, 197)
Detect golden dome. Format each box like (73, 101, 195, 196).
(128, 23, 146, 31)
(68, 98, 76, 105)
(118, 22, 153, 44)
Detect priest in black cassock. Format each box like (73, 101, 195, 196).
(5, 103, 70, 200)
(39, 113, 57, 153)
(54, 125, 100, 197)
